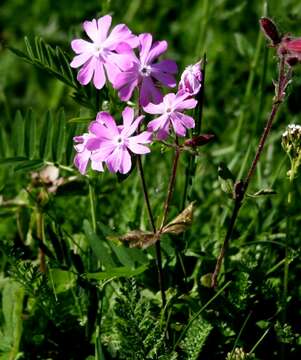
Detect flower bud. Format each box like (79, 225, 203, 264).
(184, 134, 214, 148)
(259, 17, 281, 45)
(178, 61, 202, 95)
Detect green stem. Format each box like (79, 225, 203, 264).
(174, 280, 231, 350)
(89, 181, 97, 233)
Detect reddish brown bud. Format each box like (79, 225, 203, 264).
(286, 56, 299, 67)
(184, 134, 215, 148)
(259, 17, 281, 45)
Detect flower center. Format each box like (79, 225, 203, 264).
(93, 44, 106, 57)
(166, 107, 172, 113)
(115, 135, 126, 146)
(139, 65, 152, 77)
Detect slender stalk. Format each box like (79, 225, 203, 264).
(137, 156, 156, 233)
(174, 280, 232, 350)
(159, 146, 181, 231)
(211, 55, 289, 287)
(88, 181, 97, 233)
(36, 207, 46, 273)
(136, 156, 166, 307)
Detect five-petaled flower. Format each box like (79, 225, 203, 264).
(178, 61, 202, 96)
(70, 15, 138, 89)
(86, 107, 152, 174)
(144, 92, 197, 140)
(73, 112, 109, 174)
(113, 33, 178, 106)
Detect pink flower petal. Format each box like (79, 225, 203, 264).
(120, 148, 132, 174)
(106, 148, 122, 173)
(97, 15, 112, 42)
(122, 115, 144, 137)
(143, 101, 165, 115)
(122, 106, 134, 128)
(139, 33, 153, 65)
(104, 62, 122, 84)
(93, 60, 106, 89)
(152, 60, 178, 74)
(147, 114, 169, 132)
(127, 141, 151, 154)
(174, 98, 198, 111)
(106, 52, 134, 71)
(113, 67, 138, 88)
(74, 149, 90, 175)
(91, 158, 104, 172)
(93, 141, 116, 160)
(83, 19, 100, 43)
(146, 40, 168, 63)
(175, 112, 195, 129)
(140, 77, 163, 106)
(118, 79, 138, 101)
(129, 131, 152, 144)
(170, 115, 187, 137)
(71, 39, 93, 54)
(105, 24, 138, 50)
(70, 52, 93, 68)
(77, 57, 96, 85)
(151, 71, 176, 87)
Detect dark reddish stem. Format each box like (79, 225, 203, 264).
(136, 91, 166, 307)
(211, 55, 289, 287)
(160, 143, 181, 232)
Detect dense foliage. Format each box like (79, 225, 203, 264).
(1, 0, 301, 359)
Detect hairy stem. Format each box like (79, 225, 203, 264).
(211, 55, 288, 287)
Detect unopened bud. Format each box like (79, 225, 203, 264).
(259, 17, 281, 45)
(178, 61, 202, 96)
(184, 134, 215, 148)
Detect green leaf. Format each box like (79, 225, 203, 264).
(85, 264, 148, 280)
(13, 111, 25, 156)
(14, 159, 44, 172)
(49, 268, 76, 294)
(83, 220, 116, 268)
(1, 279, 24, 358)
(0, 157, 28, 165)
(53, 108, 66, 163)
(24, 108, 37, 159)
(39, 111, 54, 161)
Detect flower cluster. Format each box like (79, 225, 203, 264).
(282, 124, 301, 156)
(282, 124, 301, 178)
(71, 15, 202, 175)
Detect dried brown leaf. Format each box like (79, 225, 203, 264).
(162, 202, 195, 235)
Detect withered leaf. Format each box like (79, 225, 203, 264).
(162, 202, 195, 235)
(253, 188, 277, 197)
(118, 230, 160, 249)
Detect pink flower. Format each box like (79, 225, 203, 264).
(73, 112, 113, 174)
(86, 107, 152, 174)
(278, 36, 301, 65)
(178, 61, 202, 95)
(144, 92, 197, 140)
(113, 33, 178, 106)
(70, 15, 139, 89)
(73, 133, 104, 175)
